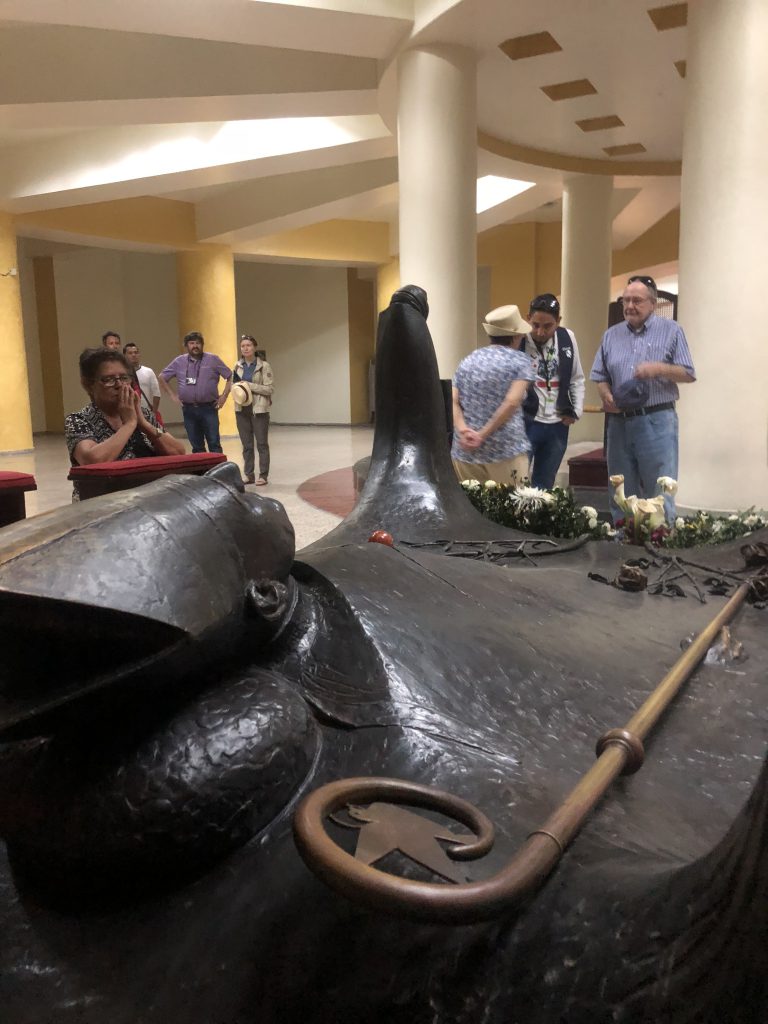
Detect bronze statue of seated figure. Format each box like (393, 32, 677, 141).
(0, 287, 766, 1024)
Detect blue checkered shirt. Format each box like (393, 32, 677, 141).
(590, 314, 695, 406)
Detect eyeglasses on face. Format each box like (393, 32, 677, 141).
(98, 374, 133, 386)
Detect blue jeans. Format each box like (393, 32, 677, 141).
(525, 419, 569, 490)
(606, 408, 678, 522)
(182, 403, 222, 453)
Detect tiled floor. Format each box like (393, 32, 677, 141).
(0, 428, 602, 550)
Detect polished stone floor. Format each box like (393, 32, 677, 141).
(2, 427, 376, 550)
(1, 427, 600, 550)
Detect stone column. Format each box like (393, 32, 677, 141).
(0, 213, 33, 453)
(560, 175, 613, 444)
(677, 0, 768, 511)
(397, 45, 477, 377)
(176, 246, 238, 436)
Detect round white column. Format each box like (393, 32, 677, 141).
(397, 45, 477, 377)
(560, 174, 613, 443)
(677, 0, 768, 511)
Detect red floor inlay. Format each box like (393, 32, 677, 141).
(297, 466, 357, 517)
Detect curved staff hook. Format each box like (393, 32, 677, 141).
(294, 581, 752, 925)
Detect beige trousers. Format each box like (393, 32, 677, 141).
(452, 453, 528, 486)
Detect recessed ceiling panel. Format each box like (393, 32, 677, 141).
(604, 143, 647, 156)
(540, 79, 597, 101)
(648, 3, 688, 31)
(575, 115, 624, 132)
(499, 31, 562, 61)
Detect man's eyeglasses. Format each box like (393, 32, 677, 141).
(627, 275, 657, 290)
(98, 374, 133, 386)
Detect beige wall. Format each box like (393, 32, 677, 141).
(234, 261, 353, 424)
(347, 270, 375, 425)
(52, 248, 182, 424)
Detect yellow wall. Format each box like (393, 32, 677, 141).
(347, 270, 375, 425)
(0, 212, 34, 451)
(16, 197, 199, 250)
(477, 211, 680, 316)
(32, 256, 64, 432)
(252, 220, 390, 265)
(376, 258, 400, 313)
(612, 208, 680, 277)
(176, 246, 238, 436)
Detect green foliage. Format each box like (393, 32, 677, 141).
(664, 508, 767, 548)
(460, 481, 611, 539)
(460, 481, 767, 548)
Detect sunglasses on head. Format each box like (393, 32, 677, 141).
(628, 275, 657, 290)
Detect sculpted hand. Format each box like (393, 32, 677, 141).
(118, 384, 139, 427)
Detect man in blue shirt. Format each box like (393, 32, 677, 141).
(590, 276, 696, 521)
(451, 304, 535, 484)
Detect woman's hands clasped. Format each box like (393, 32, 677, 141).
(117, 383, 139, 428)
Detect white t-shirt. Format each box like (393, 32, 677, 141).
(519, 328, 585, 424)
(135, 365, 161, 415)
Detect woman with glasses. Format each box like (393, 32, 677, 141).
(65, 347, 185, 499)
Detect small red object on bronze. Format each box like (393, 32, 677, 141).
(368, 530, 394, 547)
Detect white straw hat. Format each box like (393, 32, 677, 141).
(482, 304, 532, 337)
(232, 382, 252, 407)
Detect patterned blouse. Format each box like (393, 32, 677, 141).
(65, 402, 161, 500)
(451, 345, 535, 464)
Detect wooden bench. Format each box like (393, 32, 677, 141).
(68, 453, 227, 500)
(0, 471, 37, 527)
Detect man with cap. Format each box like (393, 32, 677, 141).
(517, 293, 585, 489)
(451, 305, 535, 485)
(590, 275, 695, 521)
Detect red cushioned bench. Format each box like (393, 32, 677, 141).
(568, 447, 608, 489)
(0, 471, 37, 527)
(68, 453, 227, 500)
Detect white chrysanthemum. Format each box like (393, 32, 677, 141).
(744, 514, 759, 526)
(461, 479, 480, 490)
(581, 505, 598, 519)
(728, 514, 739, 521)
(675, 517, 685, 530)
(484, 479, 497, 490)
(510, 485, 555, 509)
(712, 521, 723, 533)
(657, 476, 678, 495)
(602, 522, 616, 536)
(588, 516, 598, 530)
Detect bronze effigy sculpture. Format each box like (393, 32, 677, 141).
(0, 288, 766, 1023)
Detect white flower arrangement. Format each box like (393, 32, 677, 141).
(457, 476, 767, 548)
(510, 485, 555, 510)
